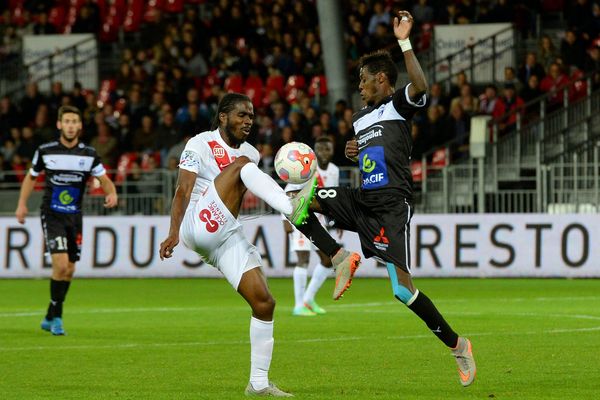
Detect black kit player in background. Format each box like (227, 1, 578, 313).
(15, 105, 118, 336)
(294, 11, 477, 387)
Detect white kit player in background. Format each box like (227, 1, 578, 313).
(159, 93, 317, 397)
(283, 137, 342, 316)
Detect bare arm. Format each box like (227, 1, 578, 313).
(159, 169, 196, 260)
(394, 11, 428, 98)
(15, 173, 37, 224)
(96, 174, 118, 208)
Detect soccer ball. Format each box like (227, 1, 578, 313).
(274, 142, 317, 184)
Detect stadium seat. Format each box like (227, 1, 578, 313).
(202, 74, 222, 99)
(143, 0, 164, 23)
(163, 0, 184, 13)
(241, 192, 259, 211)
(123, 0, 144, 33)
(429, 148, 448, 172)
(244, 76, 264, 108)
(224, 74, 244, 93)
(115, 152, 138, 184)
(10, 4, 26, 26)
(410, 161, 423, 182)
(284, 75, 306, 97)
(48, 6, 66, 32)
(265, 75, 285, 98)
(308, 75, 328, 97)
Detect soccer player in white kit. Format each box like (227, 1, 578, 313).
(283, 137, 341, 316)
(159, 93, 318, 397)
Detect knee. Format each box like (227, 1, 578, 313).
(231, 156, 252, 172)
(252, 294, 276, 319)
(392, 283, 415, 304)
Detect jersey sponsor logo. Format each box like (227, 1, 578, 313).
(208, 141, 235, 171)
(373, 227, 389, 251)
(357, 124, 383, 150)
(49, 172, 85, 185)
(358, 146, 389, 189)
(50, 187, 80, 213)
(198, 200, 229, 233)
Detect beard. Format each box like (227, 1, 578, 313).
(224, 123, 245, 147)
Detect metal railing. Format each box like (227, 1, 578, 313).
(0, 35, 98, 98)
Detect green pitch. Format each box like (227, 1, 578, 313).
(1, 278, 599, 400)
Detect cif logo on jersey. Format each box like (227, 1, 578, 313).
(359, 146, 389, 189)
(208, 141, 234, 171)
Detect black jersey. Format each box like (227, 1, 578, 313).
(352, 84, 426, 199)
(30, 141, 105, 214)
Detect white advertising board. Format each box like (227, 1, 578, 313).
(23, 34, 98, 92)
(434, 23, 513, 83)
(0, 214, 599, 278)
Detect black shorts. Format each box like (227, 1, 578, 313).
(315, 187, 413, 272)
(41, 210, 83, 262)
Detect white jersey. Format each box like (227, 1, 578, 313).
(284, 162, 340, 193)
(178, 129, 260, 207)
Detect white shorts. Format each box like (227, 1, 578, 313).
(180, 181, 262, 289)
(290, 228, 314, 252)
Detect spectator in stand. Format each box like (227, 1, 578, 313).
(561, 29, 587, 70)
(288, 111, 310, 144)
(257, 142, 275, 171)
(540, 62, 571, 109)
(0, 96, 21, 138)
(450, 83, 479, 116)
(16, 126, 38, 163)
(33, 108, 55, 143)
(421, 105, 446, 147)
(479, 84, 502, 116)
(370, 22, 394, 51)
(91, 123, 118, 168)
(156, 110, 181, 166)
(132, 115, 159, 153)
(32, 12, 57, 35)
(70, 82, 86, 112)
(412, 0, 434, 27)
(448, 71, 468, 99)
(71, 1, 101, 34)
(411, 122, 431, 162)
(368, 1, 391, 35)
(591, 3, 600, 39)
(179, 45, 208, 79)
(584, 40, 600, 75)
(567, 0, 595, 41)
(520, 74, 544, 118)
(444, 103, 471, 159)
(518, 52, 546, 87)
(539, 34, 560, 72)
(504, 66, 522, 91)
(126, 88, 148, 130)
(488, 0, 513, 22)
(333, 118, 354, 168)
(495, 83, 525, 133)
(20, 82, 45, 124)
(427, 82, 449, 112)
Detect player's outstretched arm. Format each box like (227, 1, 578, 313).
(159, 169, 196, 260)
(97, 174, 118, 208)
(393, 10, 428, 99)
(15, 173, 36, 224)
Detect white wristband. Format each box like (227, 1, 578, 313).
(398, 38, 412, 52)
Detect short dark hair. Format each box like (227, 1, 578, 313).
(58, 105, 82, 121)
(211, 92, 252, 129)
(358, 50, 398, 86)
(315, 136, 333, 145)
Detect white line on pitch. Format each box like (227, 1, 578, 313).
(0, 325, 599, 352)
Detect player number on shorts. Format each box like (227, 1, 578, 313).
(54, 236, 68, 250)
(199, 209, 219, 233)
(317, 189, 337, 199)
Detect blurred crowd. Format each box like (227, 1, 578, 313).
(1, 0, 600, 186)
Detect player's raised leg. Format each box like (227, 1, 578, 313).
(387, 263, 476, 386)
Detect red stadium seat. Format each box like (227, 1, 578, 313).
(48, 6, 66, 32)
(123, 0, 144, 32)
(224, 74, 244, 93)
(265, 75, 285, 97)
(202, 74, 222, 99)
(244, 76, 264, 108)
(10, 5, 26, 26)
(284, 75, 306, 96)
(410, 161, 423, 182)
(163, 0, 184, 13)
(429, 148, 448, 171)
(308, 75, 328, 97)
(143, 0, 164, 23)
(115, 152, 138, 184)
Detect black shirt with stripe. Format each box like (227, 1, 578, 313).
(352, 84, 426, 200)
(30, 141, 105, 214)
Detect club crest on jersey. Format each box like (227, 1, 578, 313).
(208, 141, 233, 171)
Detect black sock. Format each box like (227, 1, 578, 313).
(295, 212, 341, 257)
(407, 291, 459, 348)
(48, 279, 69, 319)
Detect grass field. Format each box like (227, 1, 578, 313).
(1, 277, 599, 399)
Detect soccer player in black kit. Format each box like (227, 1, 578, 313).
(294, 11, 477, 387)
(15, 105, 118, 336)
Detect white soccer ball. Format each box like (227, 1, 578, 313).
(274, 142, 317, 184)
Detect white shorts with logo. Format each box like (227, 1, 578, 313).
(180, 181, 262, 289)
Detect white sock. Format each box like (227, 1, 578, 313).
(293, 267, 308, 308)
(249, 316, 274, 391)
(303, 263, 331, 304)
(240, 163, 292, 214)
